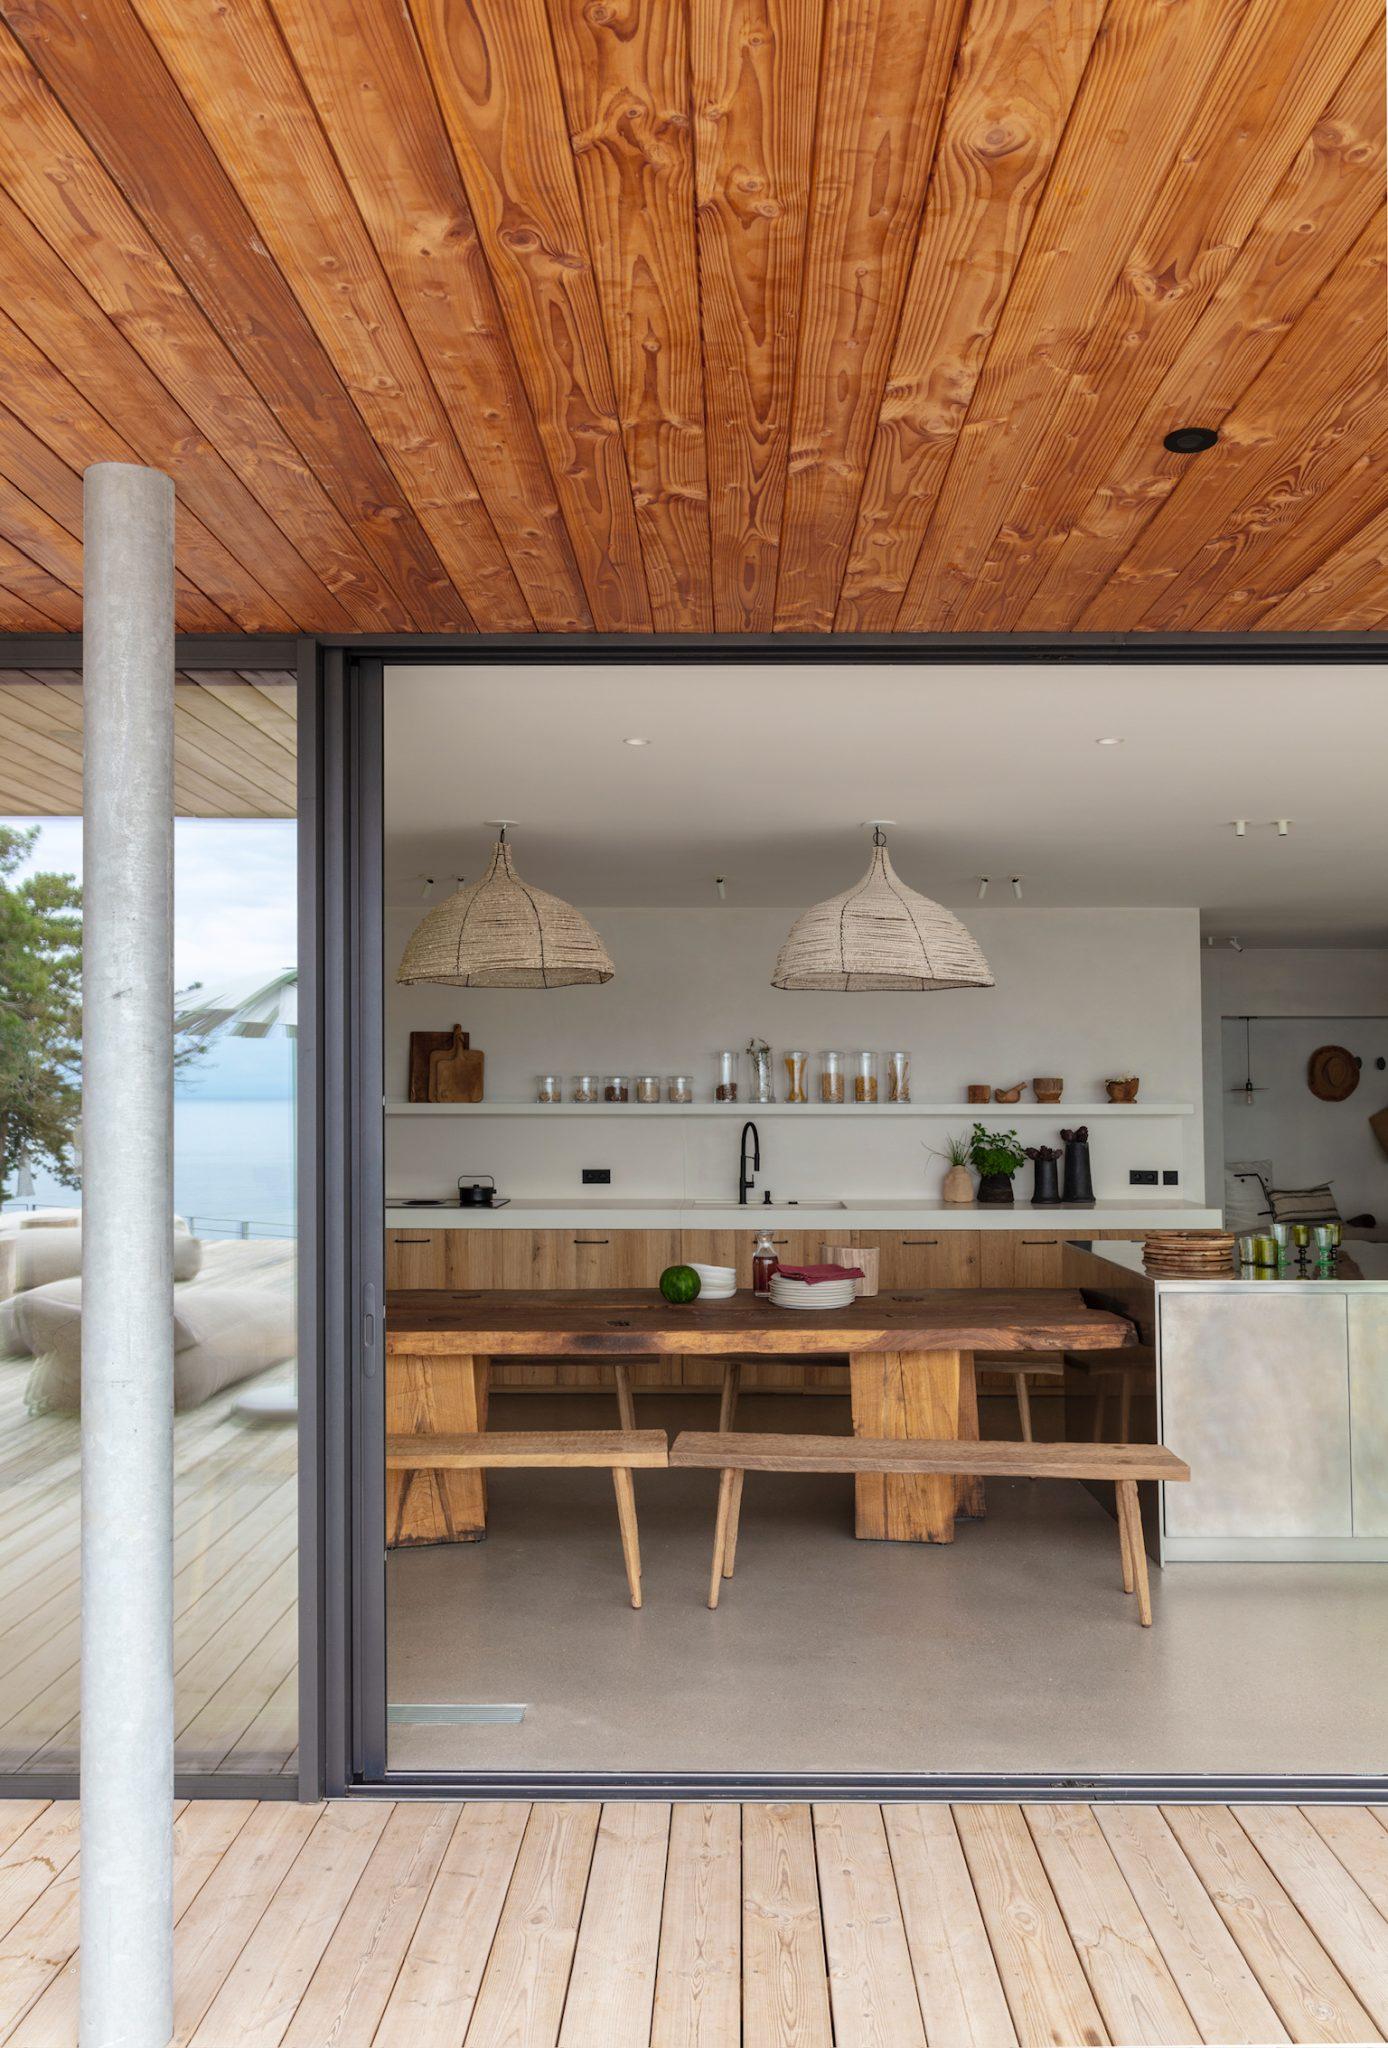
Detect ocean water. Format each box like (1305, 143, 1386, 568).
(17, 1096, 296, 1240)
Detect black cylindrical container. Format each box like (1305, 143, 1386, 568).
(1029, 1153, 1061, 1206)
(1060, 1127, 1095, 1207)
(976, 1170, 1016, 1205)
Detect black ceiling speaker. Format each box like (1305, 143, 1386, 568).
(1163, 425, 1220, 454)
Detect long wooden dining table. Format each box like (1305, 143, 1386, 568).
(385, 1285, 1135, 1548)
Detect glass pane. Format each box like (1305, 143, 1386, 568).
(0, 698, 298, 1780)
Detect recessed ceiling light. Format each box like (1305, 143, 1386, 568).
(622, 735, 651, 747)
(1163, 425, 1219, 454)
(1095, 736, 1124, 747)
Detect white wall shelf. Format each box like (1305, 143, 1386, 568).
(385, 1099, 1194, 1118)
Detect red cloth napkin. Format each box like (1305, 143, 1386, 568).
(772, 1262, 865, 1283)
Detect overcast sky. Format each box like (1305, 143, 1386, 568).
(4, 816, 296, 1100)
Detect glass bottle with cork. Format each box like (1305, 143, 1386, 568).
(752, 1229, 779, 1295)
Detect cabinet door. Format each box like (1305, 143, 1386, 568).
(385, 1228, 450, 1287)
(859, 1231, 979, 1290)
(979, 1231, 1067, 1288)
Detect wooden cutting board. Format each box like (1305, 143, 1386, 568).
(409, 1025, 483, 1102)
(427, 1024, 484, 1103)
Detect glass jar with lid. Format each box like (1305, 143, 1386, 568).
(635, 1075, 661, 1103)
(854, 1050, 878, 1103)
(715, 1050, 739, 1102)
(604, 1075, 630, 1103)
(783, 1050, 808, 1103)
(572, 1074, 600, 1103)
(887, 1050, 910, 1102)
(536, 1073, 562, 1104)
(667, 1074, 693, 1103)
(819, 1050, 845, 1103)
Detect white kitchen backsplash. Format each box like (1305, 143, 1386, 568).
(385, 905, 1205, 1202)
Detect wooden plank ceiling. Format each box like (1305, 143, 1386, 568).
(0, 0, 1380, 639)
(0, 673, 296, 816)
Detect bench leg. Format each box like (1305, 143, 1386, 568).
(614, 1362, 637, 1432)
(721, 1469, 745, 1579)
(1014, 1370, 1034, 1443)
(1118, 1369, 1133, 1446)
(955, 1352, 985, 1519)
(708, 1468, 738, 1609)
(386, 1352, 488, 1546)
(1117, 1491, 1135, 1595)
(1091, 1386, 1106, 1442)
(1116, 1480, 1152, 1625)
(612, 1467, 642, 1609)
(718, 1360, 742, 1433)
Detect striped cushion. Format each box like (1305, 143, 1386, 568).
(1267, 1183, 1340, 1223)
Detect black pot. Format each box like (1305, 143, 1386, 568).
(976, 1170, 1016, 1205)
(1030, 1156, 1062, 1206)
(457, 1173, 498, 1207)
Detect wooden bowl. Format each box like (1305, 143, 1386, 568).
(1106, 1078, 1140, 1103)
(1033, 1077, 1063, 1102)
(966, 1084, 991, 1103)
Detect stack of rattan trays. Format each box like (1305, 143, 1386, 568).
(1142, 1229, 1237, 1276)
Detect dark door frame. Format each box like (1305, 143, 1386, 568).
(5, 627, 1386, 1805)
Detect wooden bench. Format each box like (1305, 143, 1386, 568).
(385, 1430, 668, 1608)
(669, 1431, 1190, 1625)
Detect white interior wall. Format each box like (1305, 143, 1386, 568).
(386, 906, 1206, 1203)
(1201, 949, 1388, 1206)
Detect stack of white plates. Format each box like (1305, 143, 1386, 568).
(768, 1274, 856, 1311)
(689, 1261, 736, 1301)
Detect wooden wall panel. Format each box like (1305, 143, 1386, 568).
(691, 0, 823, 632)
(411, 0, 653, 632)
(268, 0, 590, 634)
(771, 0, 967, 631)
(835, 0, 1107, 632)
(545, 0, 712, 630)
(0, 0, 1378, 636)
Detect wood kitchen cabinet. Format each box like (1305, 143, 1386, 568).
(856, 1230, 980, 1290)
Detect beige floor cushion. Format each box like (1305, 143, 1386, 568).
(0, 1228, 202, 1299)
(20, 1279, 293, 1415)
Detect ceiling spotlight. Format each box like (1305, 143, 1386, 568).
(1229, 936, 1244, 953)
(622, 735, 652, 747)
(715, 876, 727, 901)
(1164, 425, 1219, 454)
(1231, 819, 1247, 837)
(1011, 877, 1023, 901)
(420, 876, 434, 901)
(977, 877, 990, 900)
(1095, 736, 1124, 747)
(1274, 818, 1291, 836)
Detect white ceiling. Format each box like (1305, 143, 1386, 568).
(383, 663, 1388, 945)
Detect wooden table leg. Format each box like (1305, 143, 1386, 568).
(386, 1351, 489, 1546)
(849, 1350, 962, 1542)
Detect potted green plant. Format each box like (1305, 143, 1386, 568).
(968, 1122, 1027, 1205)
(926, 1132, 974, 1204)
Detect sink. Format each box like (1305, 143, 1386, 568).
(689, 1198, 846, 1209)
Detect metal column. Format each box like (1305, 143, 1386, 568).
(80, 463, 176, 2046)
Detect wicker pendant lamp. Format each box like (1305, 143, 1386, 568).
(396, 825, 613, 988)
(772, 825, 993, 992)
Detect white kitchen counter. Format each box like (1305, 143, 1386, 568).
(384, 1198, 1222, 1231)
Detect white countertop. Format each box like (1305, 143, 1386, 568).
(384, 1198, 1223, 1232)
(1085, 1238, 1388, 1290)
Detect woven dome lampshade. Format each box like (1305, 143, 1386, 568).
(772, 829, 994, 992)
(396, 831, 613, 989)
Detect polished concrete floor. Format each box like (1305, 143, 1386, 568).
(387, 1392, 1388, 1778)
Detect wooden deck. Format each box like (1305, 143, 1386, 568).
(0, 1238, 298, 1777)
(1, 1799, 1386, 2043)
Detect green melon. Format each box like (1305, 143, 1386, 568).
(659, 1263, 702, 1304)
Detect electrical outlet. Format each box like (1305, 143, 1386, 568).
(1163, 1169, 1180, 1185)
(581, 1168, 611, 1185)
(1129, 1168, 1158, 1186)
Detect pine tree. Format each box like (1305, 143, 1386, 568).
(0, 825, 82, 1198)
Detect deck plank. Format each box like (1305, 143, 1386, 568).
(372, 1802, 530, 2046)
(1024, 1805, 1197, 2045)
(1163, 1805, 1380, 2044)
(741, 1803, 833, 2048)
(1302, 1807, 1388, 1922)
(812, 1803, 927, 2048)
(953, 1803, 1108, 2047)
(1095, 1804, 1289, 2044)
(167, 1802, 324, 2045)
(651, 1803, 741, 2048)
(884, 1803, 1018, 2048)
(461, 1803, 600, 2048)
(558, 1803, 671, 2047)
(1235, 1805, 1388, 2038)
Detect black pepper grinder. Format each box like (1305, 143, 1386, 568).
(1060, 1125, 1095, 1207)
